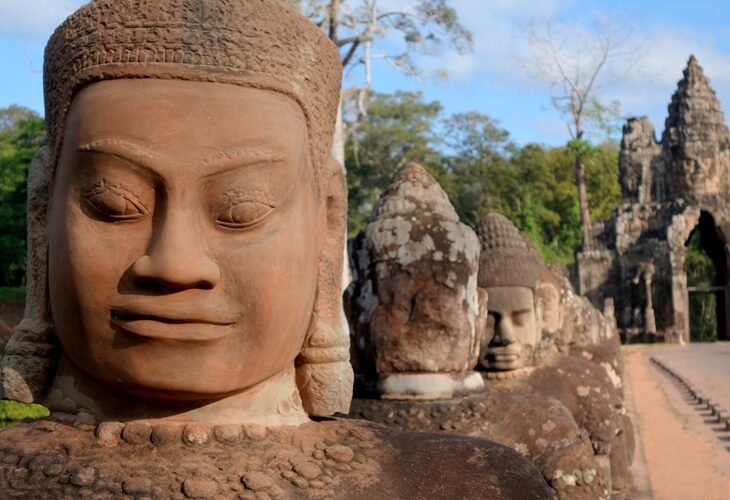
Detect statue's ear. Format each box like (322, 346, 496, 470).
(470, 287, 488, 369)
(1, 146, 59, 403)
(535, 294, 544, 344)
(295, 158, 353, 416)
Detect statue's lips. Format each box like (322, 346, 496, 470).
(486, 347, 521, 362)
(110, 303, 239, 342)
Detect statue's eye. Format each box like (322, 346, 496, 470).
(83, 182, 148, 221)
(216, 200, 274, 228)
(216, 188, 275, 229)
(512, 310, 531, 327)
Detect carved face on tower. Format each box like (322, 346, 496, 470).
(476, 214, 542, 373)
(1, 0, 352, 417)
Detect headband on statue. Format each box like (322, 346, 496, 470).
(43, 0, 342, 183)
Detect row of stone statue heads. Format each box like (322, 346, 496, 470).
(346, 163, 632, 499)
(0, 1, 627, 498)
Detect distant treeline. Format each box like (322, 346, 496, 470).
(346, 91, 621, 265)
(0, 106, 46, 288)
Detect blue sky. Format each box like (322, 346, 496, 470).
(2, 0, 730, 146)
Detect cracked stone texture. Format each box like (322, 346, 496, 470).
(538, 266, 619, 364)
(0, 418, 552, 499)
(347, 164, 483, 378)
(534, 266, 633, 499)
(576, 55, 730, 344)
(519, 355, 631, 499)
(348, 392, 607, 499)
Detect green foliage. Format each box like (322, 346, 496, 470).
(584, 140, 621, 221)
(346, 91, 445, 233)
(688, 292, 717, 342)
(0, 400, 50, 423)
(0, 107, 47, 286)
(0, 286, 26, 305)
(582, 98, 622, 138)
(685, 230, 719, 341)
(303, 0, 472, 77)
(685, 230, 715, 288)
(345, 92, 622, 265)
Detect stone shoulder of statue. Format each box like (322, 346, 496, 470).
(349, 390, 608, 498)
(0, 416, 554, 499)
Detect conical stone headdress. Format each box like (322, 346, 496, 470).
(477, 213, 541, 291)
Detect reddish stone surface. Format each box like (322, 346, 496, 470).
(0, 418, 552, 499)
(349, 392, 606, 499)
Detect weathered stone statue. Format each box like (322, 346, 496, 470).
(348, 182, 605, 498)
(537, 266, 635, 498)
(476, 213, 543, 378)
(477, 214, 632, 499)
(537, 266, 624, 390)
(348, 163, 486, 399)
(0, 1, 551, 498)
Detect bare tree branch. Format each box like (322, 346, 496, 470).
(304, 0, 473, 165)
(519, 15, 644, 250)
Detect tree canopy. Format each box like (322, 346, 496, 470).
(301, 0, 473, 164)
(0, 106, 46, 286)
(345, 91, 621, 265)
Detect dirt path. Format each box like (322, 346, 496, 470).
(626, 346, 730, 500)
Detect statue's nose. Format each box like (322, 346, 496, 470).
(130, 209, 220, 292)
(494, 318, 516, 345)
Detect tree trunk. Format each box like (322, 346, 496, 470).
(575, 155, 593, 251)
(332, 99, 346, 167)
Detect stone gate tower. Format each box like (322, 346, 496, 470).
(576, 56, 730, 343)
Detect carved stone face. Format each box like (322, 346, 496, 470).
(479, 286, 538, 371)
(48, 79, 321, 401)
(537, 281, 560, 336)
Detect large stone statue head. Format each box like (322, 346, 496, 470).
(0, 0, 352, 423)
(349, 164, 486, 398)
(477, 214, 542, 376)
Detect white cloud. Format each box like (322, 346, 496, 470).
(430, 3, 730, 142)
(598, 24, 730, 135)
(0, 1, 87, 40)
(413, 0, 574, 88)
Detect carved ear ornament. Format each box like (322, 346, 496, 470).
(296, 322, 354, 416)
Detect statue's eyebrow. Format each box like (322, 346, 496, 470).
(78, 139, 286, 175)
(197, 146, 285, 172)
(78, 139, 160, 166)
